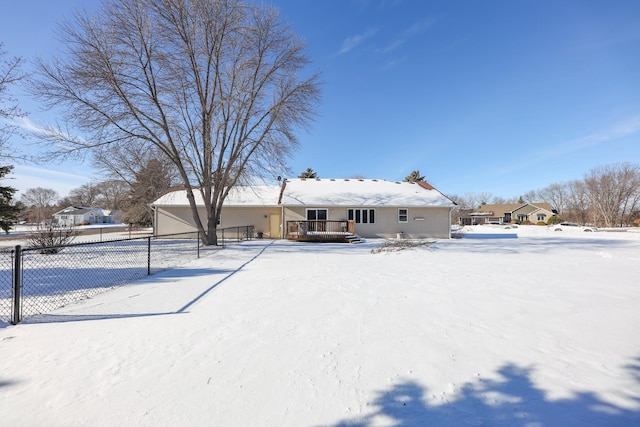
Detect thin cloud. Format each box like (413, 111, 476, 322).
(14, 116, 44, 133)
(378, 16, 436, 53)
(338, 28, 377, 54)
(561, 115, 640, 153)
(378, 39, 404, 54)
(381, 55, 408, 70)
(18, 164, 92, 181)
(464, 115, 640, 181)
(404, 16, 436, 37)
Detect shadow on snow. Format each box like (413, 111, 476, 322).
(15, 241, 274, 325)
(331, 360, 640, 426)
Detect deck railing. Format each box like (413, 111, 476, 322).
(286, 220, 355, 241)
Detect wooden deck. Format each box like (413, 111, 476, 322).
(286, 220, 356, 242)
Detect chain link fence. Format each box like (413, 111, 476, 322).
(0, 226, 254, 325)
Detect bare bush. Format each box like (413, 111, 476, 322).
(26, 226, 77, 254)
(371, 240, 434, 254)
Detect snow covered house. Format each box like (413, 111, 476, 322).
(459, 202, 556, 225)
(53, 206, 111, 227)
(152, 185, 284, 238)
(151, 178, 456, 240)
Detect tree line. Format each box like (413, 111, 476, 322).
(17, 154, 176, 227)
(448, 162, 640, 227)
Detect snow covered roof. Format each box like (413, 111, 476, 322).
(281, 178, 454, 207)
(151, 179, 455, 208)
(152, 185, 283, 207)
(472, 202, 554, 216)
(53, 206, 106, 216)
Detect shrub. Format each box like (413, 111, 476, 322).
(26, 226, 77, 254)
(547, 216, 562, 225)
(536, 221, 546, 226)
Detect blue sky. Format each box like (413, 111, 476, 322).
(1, 0, 639, 200)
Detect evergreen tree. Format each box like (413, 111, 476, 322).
(298, 168, 318, 179)
(403, 170, 425, 183)
(0, 165, 20, 233)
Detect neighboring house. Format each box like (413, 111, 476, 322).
(151, 178, 456, 240)
(459, 202, 556, 225)
(53, 206, 112, 227)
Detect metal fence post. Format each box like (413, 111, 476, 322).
(147, 236, 151, 275)
(12, 245, 22, 325)
(197, 231, 200, 258)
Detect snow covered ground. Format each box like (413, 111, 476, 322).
(1, 226, 639, 426)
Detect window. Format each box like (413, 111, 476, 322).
(306, 209, 327, 221)
(517, 214, 527, 222)
(348, 208, 375, 224)
(398, 208, 408, 223)
(306, 209, 327, 231)
(537, 214, 546, 222)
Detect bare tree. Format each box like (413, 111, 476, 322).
(476, 192, 494, 207)
(519, 190, 538, 203)
(584, 162, 640, 227)
(537, 183, 568, 215)
(121, 158, 175, 226)
(615, 163, 640, 227)
(0, 42, 26, 159)
(20, 187, 60, 224)
(565, 180, 591, 224)
(454, 192, 485, 210)
(59, 180, 129, 214)
(31, 0, 320, 245)
(96, 180, 130, 212)
(66, 183, 103, 207)
(1, 44, 26, 231)
(92, 144, 179, 189)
